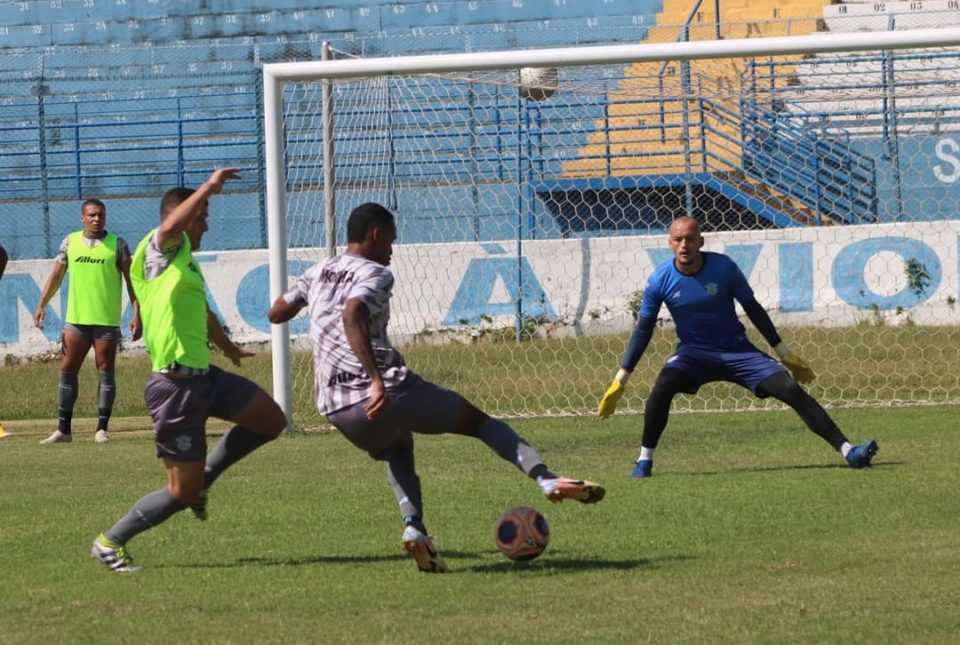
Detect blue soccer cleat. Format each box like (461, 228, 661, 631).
(630, 459, 653, 478)
(845, 439, 879, 469)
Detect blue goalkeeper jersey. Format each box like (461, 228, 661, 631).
(640, 251, 756, 350)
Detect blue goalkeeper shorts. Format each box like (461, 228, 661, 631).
(662, 342, 786, 397)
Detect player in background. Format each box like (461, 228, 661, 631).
(90, 168, 286, 573)
(268, 202, 605, 574)
(33, 199, 142, 444)
(598, 216, 878, 477)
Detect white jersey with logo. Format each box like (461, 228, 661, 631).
(282, 252, 412, 415)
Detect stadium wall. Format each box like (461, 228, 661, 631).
(2, 220, 957, 358)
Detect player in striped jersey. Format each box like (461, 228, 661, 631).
(269, 202, 605, 573)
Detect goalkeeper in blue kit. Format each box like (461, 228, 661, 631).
(598, 217, 878, 477)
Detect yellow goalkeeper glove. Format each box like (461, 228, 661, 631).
(775, 343, 816, 384)
(598, 369, 630, 419)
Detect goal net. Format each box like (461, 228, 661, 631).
(264, 28, 960, 429)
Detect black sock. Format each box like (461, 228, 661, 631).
(404, 515, 428, 534)
(528, 464, 555, 480)
(58, 408, 73, 435)
(97, 408, 111, 432)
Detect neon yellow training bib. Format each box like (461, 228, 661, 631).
(65, 231, 122, 326)
(130, 229, 209, 371)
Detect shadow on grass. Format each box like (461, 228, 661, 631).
(163, 551, 691, 573)
(465, 552, 693, 574)
(679, 460, 904, 477)
(163, 553, 422, 569)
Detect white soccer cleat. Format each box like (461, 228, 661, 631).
(401, 525, 447, 573)
(40, 430, 72, 444)
(539, 476, 606, 504)
(94, 429, 110, 444)
(90, 533, 142, 573)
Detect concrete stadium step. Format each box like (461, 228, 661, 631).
(655, 0, 827, 25)
(0, 0, 663, 27)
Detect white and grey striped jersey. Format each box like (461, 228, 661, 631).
(282, 252, 412, 415)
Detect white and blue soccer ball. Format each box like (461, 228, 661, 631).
(519, 67, 558, 102)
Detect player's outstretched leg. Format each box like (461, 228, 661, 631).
(758, 372, 879, 469)
(463, 412, 606, 504)
(845, 438, 879, 469)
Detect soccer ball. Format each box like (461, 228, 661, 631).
(494, 506, 550, 561)
(518, 67, 558, 102)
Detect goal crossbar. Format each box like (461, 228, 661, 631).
(263, 28, 960, 81)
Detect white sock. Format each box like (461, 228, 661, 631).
(638, 446, 655, 461)
(840, 442, 853, 458)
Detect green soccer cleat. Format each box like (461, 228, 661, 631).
(90, 533, 142, 573)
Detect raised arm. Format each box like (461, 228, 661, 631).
(156, 167, 240, 250)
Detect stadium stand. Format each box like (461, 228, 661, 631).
(2, 0, 959, 256)
(1, 0, 669, 257)
(765, 0, 960, 221)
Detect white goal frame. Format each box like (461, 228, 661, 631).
(263, 27, 960, 427)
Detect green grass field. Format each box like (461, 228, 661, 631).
(2, 405, 958, 643)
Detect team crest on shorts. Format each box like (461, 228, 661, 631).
(706, 282, 718, 295)
(176, 435, 192, 452)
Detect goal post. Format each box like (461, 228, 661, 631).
(263, 27, 960, 429)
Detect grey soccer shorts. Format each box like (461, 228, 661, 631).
(326, 375, 465, 459)
(145, 365, 259, 462)
(63, 323, 122, 343)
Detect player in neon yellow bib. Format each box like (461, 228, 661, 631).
(90, 168, 286, 573)
(34, 199, 142, 445)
